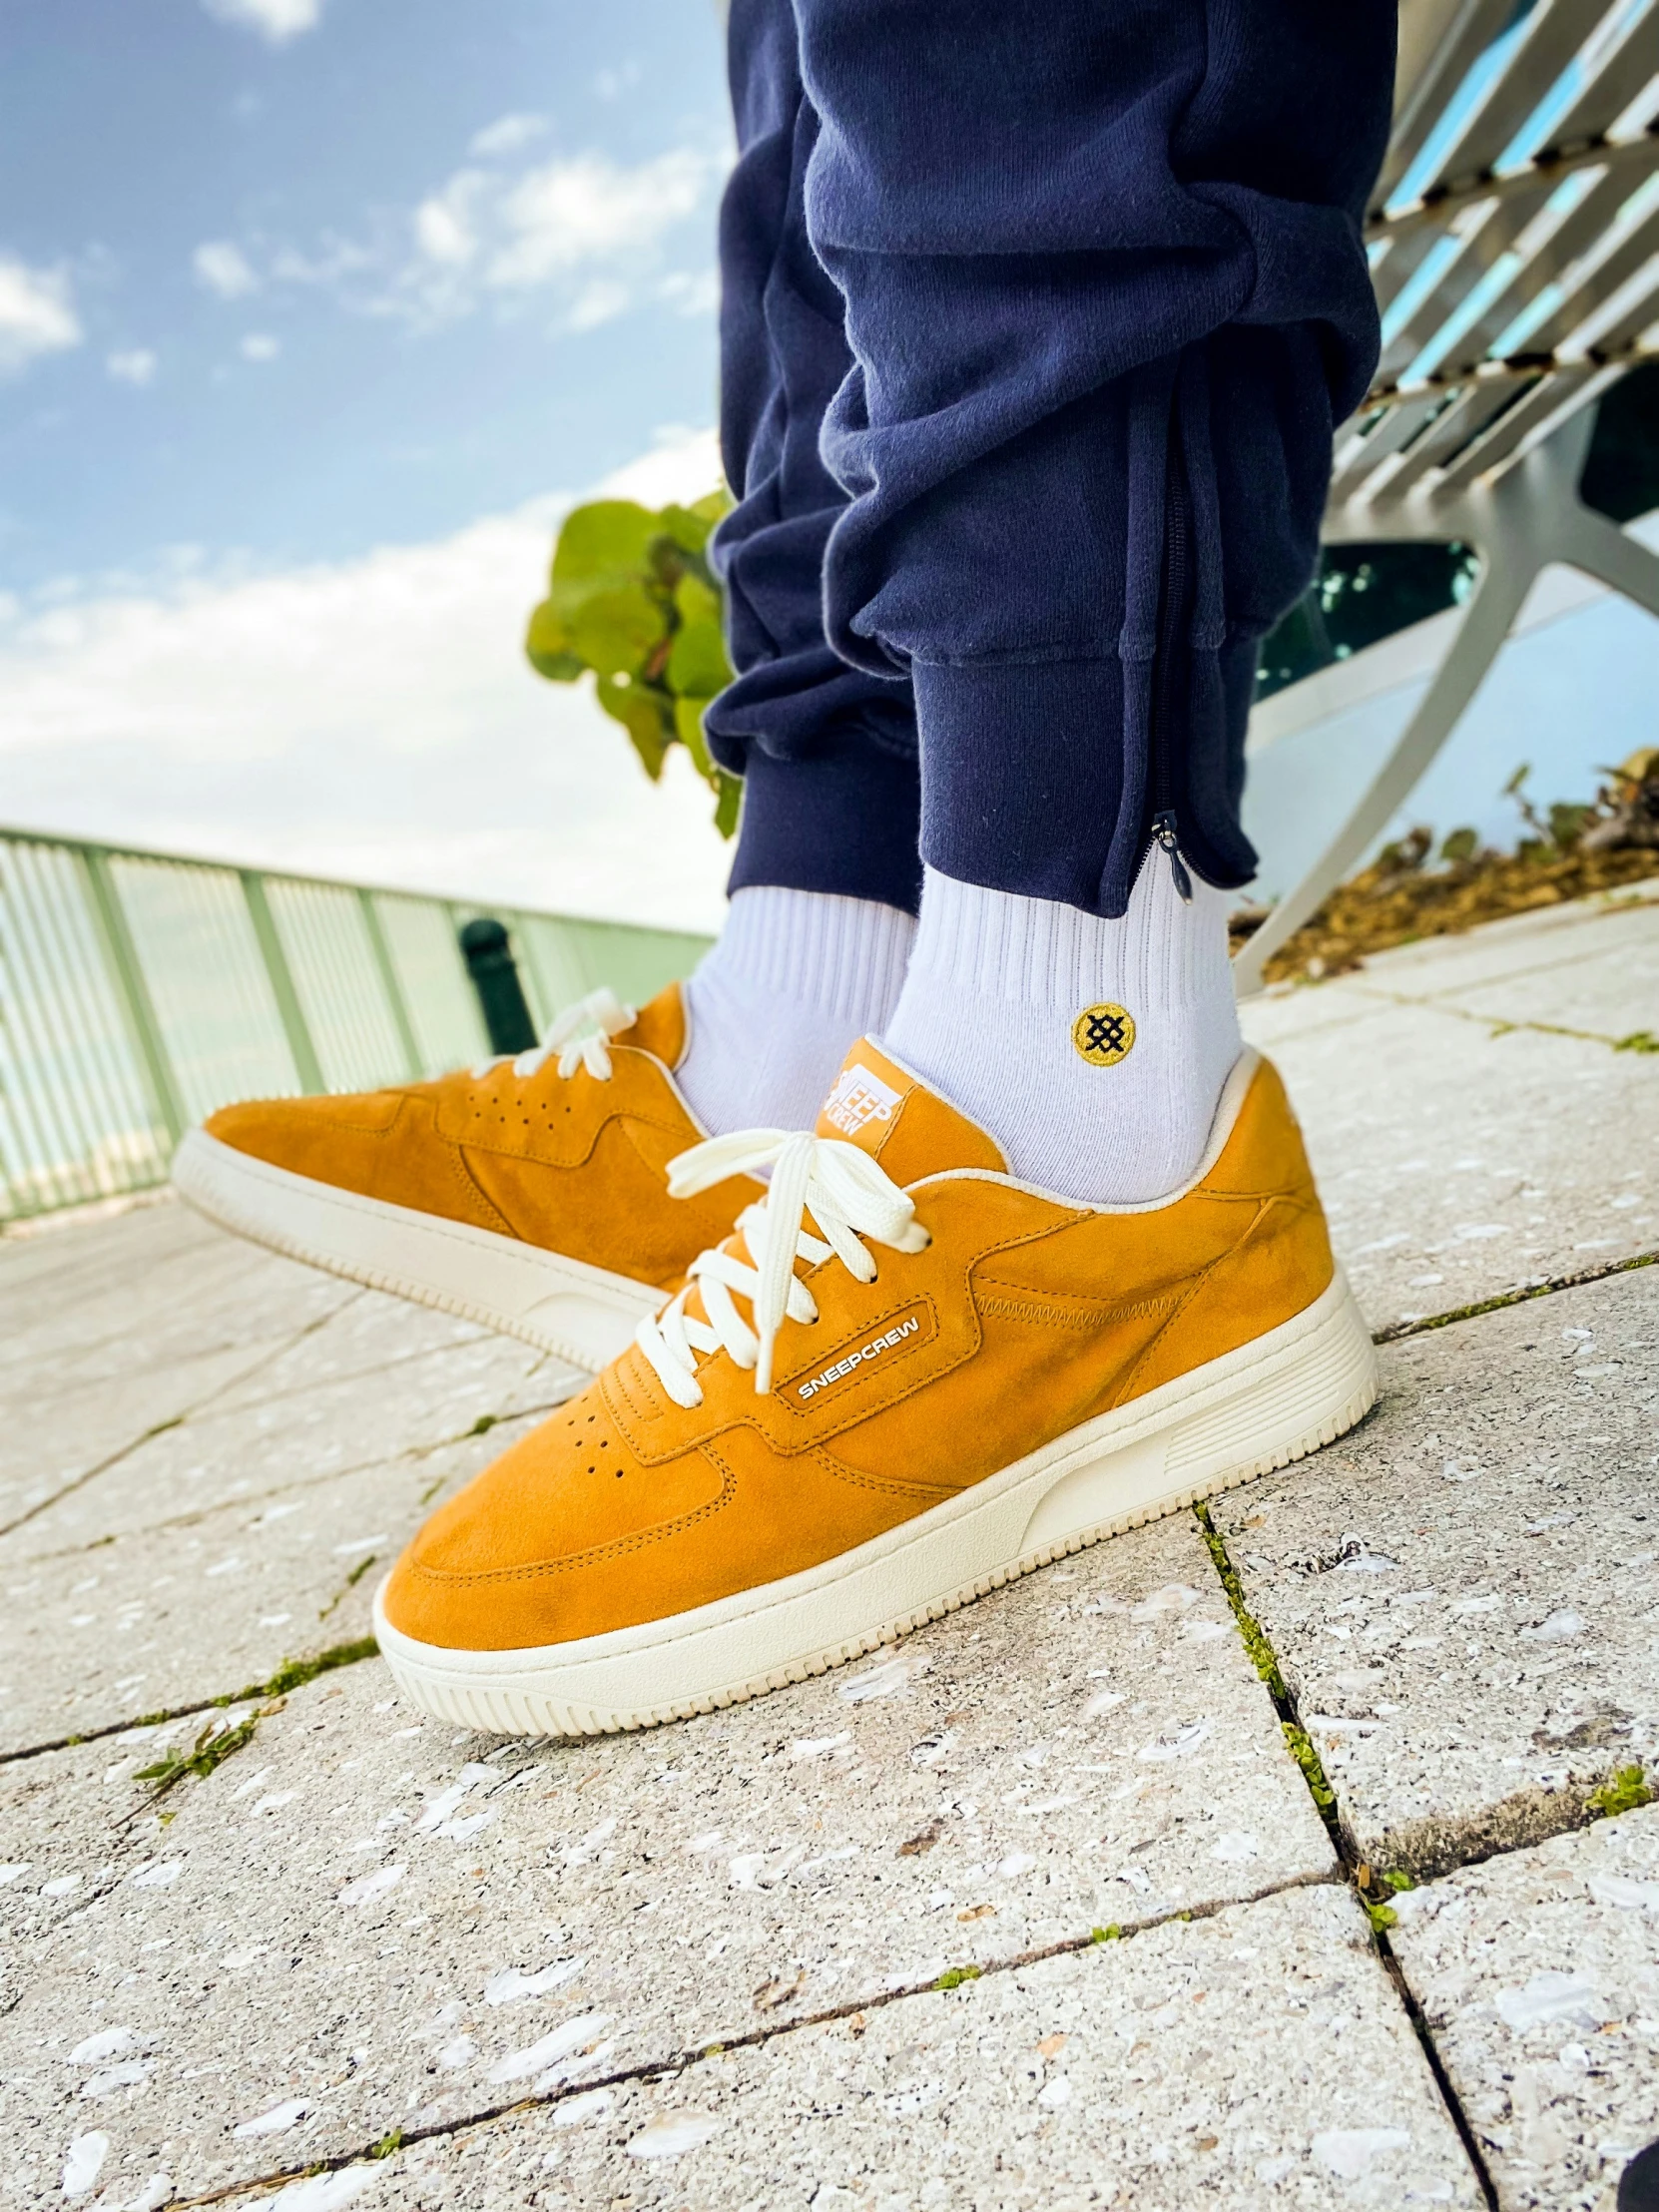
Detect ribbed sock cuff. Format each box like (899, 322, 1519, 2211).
(699, 885, 916, 1025)
(728, 734, 923, 915)
(901, 861, 1234, 1014)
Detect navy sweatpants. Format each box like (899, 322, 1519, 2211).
(707, 0, 1395, 920)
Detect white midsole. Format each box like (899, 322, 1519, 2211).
(373, 1268, 1378, 1738)
(172, 1128, 665, 1373)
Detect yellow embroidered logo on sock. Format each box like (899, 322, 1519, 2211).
(1072, 1003, 1136, 1066)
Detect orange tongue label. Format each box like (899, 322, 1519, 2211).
(821, 1061, 904, 1140)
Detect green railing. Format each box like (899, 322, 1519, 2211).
(0, 827, 711, 1226)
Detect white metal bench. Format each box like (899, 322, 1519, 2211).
(1234, 0, 1659, 989)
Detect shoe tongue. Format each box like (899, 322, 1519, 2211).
(624, 982, 687, 1067)
(813, 1040, 1006, 1183)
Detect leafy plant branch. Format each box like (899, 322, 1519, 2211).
(525, 491, 742, 836)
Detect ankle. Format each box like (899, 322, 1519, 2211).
(880, 860, 1240, 1203)
(677, 886, 916, 1135)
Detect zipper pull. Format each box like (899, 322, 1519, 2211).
(1152, 811, 1193, 903)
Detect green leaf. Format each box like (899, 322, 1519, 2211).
(565, 586, 666, 681)
(524, 598, 584, 683)
(550, 500, 660, 594)
(669, 628, 730, 710)
(1439, 826, 1478, 863)
(714, 771, 742, 839)
(596, 673, 672, 782)
(673, 694, 717, 779)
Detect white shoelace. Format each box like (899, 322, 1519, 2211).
(636, 1129, 931, 1407)
(470, 986, 638, 1083)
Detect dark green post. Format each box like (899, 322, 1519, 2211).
(459, 917, 537, 1056)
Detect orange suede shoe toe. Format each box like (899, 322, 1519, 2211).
(172, 983, 759, 1372)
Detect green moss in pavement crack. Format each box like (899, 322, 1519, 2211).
(933, 1965, 982, 1991)
(137, 1704, 277, 1796)
(1588, 1763, 1653, 1818)
(319, 1555, 378, 1621)
(1195, 1503, 1352, 1864)
(1281, 1720, 1339, 1816)
(369, 2129, 403, 2160)
(1090, 1925, 1122, 1944)
(1193, 1502, 1288, 1700)
(235, 1636, 378, 1705)
(122, 1637, 379, 1758)
(1375, 1247, 1658, 1345)
(468, 1413, 500, 1436)
(1614, 1030, 1659, 1054)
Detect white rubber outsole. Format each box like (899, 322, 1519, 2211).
(373, 1268, 1379, 1739)
(172, 1128, 665, 1373)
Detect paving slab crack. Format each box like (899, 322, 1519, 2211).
(9, 1393, 571, 1566)
(1350, 978, 1659, 1056)
(0, 1633, 380, 1767)
(0, 1295, 366, 1543)
(153, 1868, 1339, 2210)
(1193, 1501, 1502, 2211)
(1372, 1244, 1658, 1344)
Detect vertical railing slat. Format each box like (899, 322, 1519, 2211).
(358, 890, 424, 1083)
(77, 847, 187, 1146)
(240, 870, 324, 1096)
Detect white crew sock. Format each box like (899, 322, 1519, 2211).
(880, 855, 1241, 1203)
(677, 885, 916, 1136)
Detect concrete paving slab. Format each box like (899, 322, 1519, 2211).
(1213, 1269, 1659, 1878)
(1, 1326, 576, 1563)
(0, 1210, 352, 1400)
(0, 1512, 1337, 2199)
(0, 1195, 212, 1323)
(204, 1291, 521, 1412)
(0, 1418, 527, 1757)
(1240, 989, 1659, 1332)
(0, 1228, 361, 1535)
(183, 1889, 1481, 2212)
(1353, 885, 1659, 1000)
(1244, 887, 1659, 1034)
(1382, 928, 1659, 1046)
(1389, 1803, 1659, 2212)
(0, 1344, 321, 1541)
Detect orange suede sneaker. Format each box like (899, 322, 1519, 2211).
(172, 986, 759, 1372)
(374, 1039, 1378, 1736)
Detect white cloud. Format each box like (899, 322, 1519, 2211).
(240, 331, 280, 361)
(0, 429, 732, 932)
(413, 173, 484, 270)
(566, 279, 632, 333)
(0, 256, 81, 373)
(395, 147, 717, 329)
(194, 240, 260, 298)
(107, 348, 158, 386)
(469, 113, 547, 160)
(658, 268, 720, 317)
(487, 151, 711, 289)
(201, 0, 324, 43)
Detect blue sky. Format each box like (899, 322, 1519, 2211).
(0, 0, 739, 926)
(0, 0, 728, 587)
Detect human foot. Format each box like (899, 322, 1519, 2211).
(172, 986, 759, 1372)
(373, 1038, 1376, 1735)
